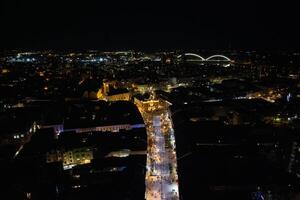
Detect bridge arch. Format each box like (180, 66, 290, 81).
(177, 53, 205, 61)
(206, 55, 231, 61)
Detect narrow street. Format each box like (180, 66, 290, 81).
(136, 99, 179, 200)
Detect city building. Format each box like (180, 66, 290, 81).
(46, 147, 93, 169)
(97, 80, 131, 101)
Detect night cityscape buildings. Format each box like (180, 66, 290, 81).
(0, 50, 300, 200)
(1, 1, 300, 200)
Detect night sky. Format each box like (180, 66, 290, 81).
(1, 0, 300, 50)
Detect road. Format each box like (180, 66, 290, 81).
(136, 99, 179, 200)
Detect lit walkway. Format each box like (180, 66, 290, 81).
(137, 101, 179, 200)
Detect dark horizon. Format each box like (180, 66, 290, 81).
(1, 0, 300, 50)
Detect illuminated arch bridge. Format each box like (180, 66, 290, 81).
(177, 53, 232, 67)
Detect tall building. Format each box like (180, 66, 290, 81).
(97, 80, 131, 101)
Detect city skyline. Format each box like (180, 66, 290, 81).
(1, 1, 300, 200)
(0, 49, 300, 200)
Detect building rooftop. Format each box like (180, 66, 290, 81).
(64, 101, 144, 130)
(107, 88, 129, 96)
